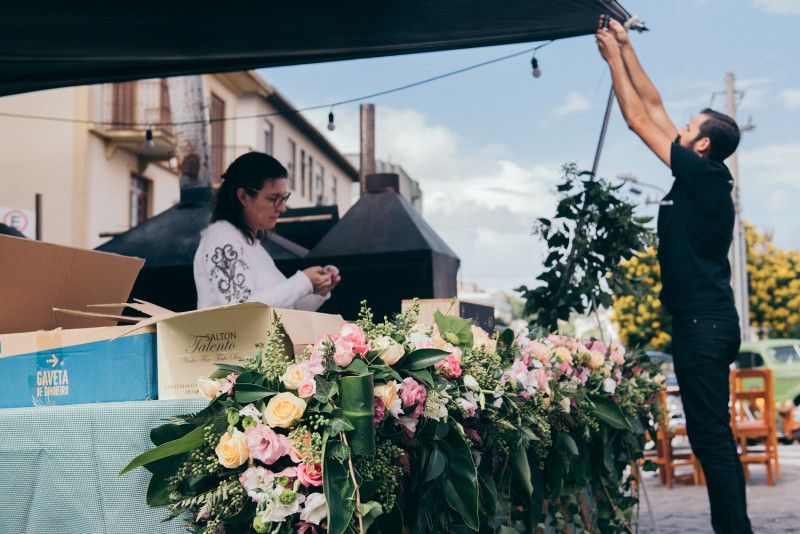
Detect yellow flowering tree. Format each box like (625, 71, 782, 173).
(746, 223, 800, 338)
(612, 247, 672, 351)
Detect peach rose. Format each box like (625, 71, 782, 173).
(263, 392, 307, 429)
(215, 429, 250, 468)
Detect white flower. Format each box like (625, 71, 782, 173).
(423, 391, 449, 421)
(260, 490, 305, 523)
(197, 377, 222, 400)
(282, 363, 311, 390)
(398, 416, 418, 434)
(603, 377, 618, 394)
(471, 325, 496, 353)
(462, 374, 480, 392)
(654, 373, 666, 385)
(559, 397, 571, 413)
(407, 330, 434, 350)
(456, 392, 478, 417)
(300, 492, 327, 525)
(493, 397, 503, 408)
(239, 404, 261, 421)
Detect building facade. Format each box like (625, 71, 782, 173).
(0, 71, 358, 249)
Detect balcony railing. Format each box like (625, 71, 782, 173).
(92, 79, 175, 159)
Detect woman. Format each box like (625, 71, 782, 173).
(194, 152, 340, 310)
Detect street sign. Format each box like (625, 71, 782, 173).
(0, 207, 36, 239)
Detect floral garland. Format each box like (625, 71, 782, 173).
(120, 302, 664, 533)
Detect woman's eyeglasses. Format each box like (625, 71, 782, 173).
(267, 192, 291, 208)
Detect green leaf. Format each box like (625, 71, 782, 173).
(323, 436, 356, 534)
(339, 374, 375, 456)
(512, 446, 533, 499)
(400, 368, 434, 387)
(233, 383, 277, 404)
(344, 358, 369, 375)
(434, 310, 474, 349)
(215, 363, 248, 374)
(118, 425, 204, 476)
(586, 394, 632, 430)
(358, 501, 384, 531)
(221, 500, 256, 526)
(400, 348, 450, 370)
(561, 432, 579, 456)
(424, 448, 447, 483)
(499, 328, 515, 349)
(327, 417, 356, 435)
(442, 425, 480, 531)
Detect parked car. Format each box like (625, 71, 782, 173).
(735, 339, 800, 405)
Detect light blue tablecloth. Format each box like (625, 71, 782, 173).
(0, 399, 206, 534)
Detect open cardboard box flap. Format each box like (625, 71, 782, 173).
(0, 235, 143, 335)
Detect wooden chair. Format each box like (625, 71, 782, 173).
(646, 388, 704, 488)
(729, 368, 780, 485)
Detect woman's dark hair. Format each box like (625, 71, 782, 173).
(698, 108, 741, 162)
(212, 151, 288, 243)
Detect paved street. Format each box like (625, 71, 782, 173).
(637, 444, 800, 533)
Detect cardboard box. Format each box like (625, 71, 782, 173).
(0, 326, 156, 408)
(402, 298, 495, 333)
(123, 302, 345, 400)
(0, 234, 143, 334)
(0, 235, 153, 407)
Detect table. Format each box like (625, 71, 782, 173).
(0, 399, 206, 534)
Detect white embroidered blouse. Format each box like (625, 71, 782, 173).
(193, 220, 329, 311)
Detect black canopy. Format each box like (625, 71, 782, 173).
(0, 0, 636, 96)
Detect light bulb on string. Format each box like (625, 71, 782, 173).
(531, 56, 541, 78)
(327, 111, 335, 131)
(145, 128, 155, 148)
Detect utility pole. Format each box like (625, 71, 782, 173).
(359, 103, 376, 194)
(717, 72, 754, 341)
(167, 76, 212, 192)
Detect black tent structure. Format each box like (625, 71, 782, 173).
(0, 1, 640, 96)
(286, 174, 461, 321)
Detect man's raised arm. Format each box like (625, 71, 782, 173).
(596, 20, 673, 167)
(609, 19, 678, 140)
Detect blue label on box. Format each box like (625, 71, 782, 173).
(1, 332, 157, 408)
(29, 350, 70, 404)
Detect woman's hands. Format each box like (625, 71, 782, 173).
(303, 266, 342, 296)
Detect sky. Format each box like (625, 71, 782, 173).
(257, 0, 800, 293)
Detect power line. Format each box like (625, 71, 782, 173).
(0, 41, 554, 129)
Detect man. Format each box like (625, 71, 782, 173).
(596, 17, 751, 534)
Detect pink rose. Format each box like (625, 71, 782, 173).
(333, 340, 355, 367)
(297, 462, 323, 487)
(399, 377, 427, 418)
(435, 349, 462, 380)
(338, 323, 371, 358)
(557, 362, 573, 376)
(610, 342, 626, 365)
(244, 424, 291, 465)
(297, 378, 317, 399)
(585, 340, 608, 355)
(306, 350, 325, 376)
(219, 372, 238, 395)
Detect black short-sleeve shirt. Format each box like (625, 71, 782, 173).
(656, 142, 737, 317)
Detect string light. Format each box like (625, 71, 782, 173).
(531, 55, 541, 78)
(0, 41, 554, 130)
(327, 110, 335, 131)
(145, 128, 155, 148)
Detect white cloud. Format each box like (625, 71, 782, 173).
(553, 92, 591, 117)
(740, 142, 800, 186)
(753, 0, 800, 14)
(779, 89, 800, 111)
(304, 105, 563, 291)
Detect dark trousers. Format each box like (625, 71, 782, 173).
(671, 314, 752, 534)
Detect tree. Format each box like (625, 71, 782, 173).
(612, 247, 672, 351)
(519, 164, 654, 331)
(612, 222, 800, 347)
(746, 223, 800, 338)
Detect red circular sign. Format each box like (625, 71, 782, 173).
(3, 209, 29, 232)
